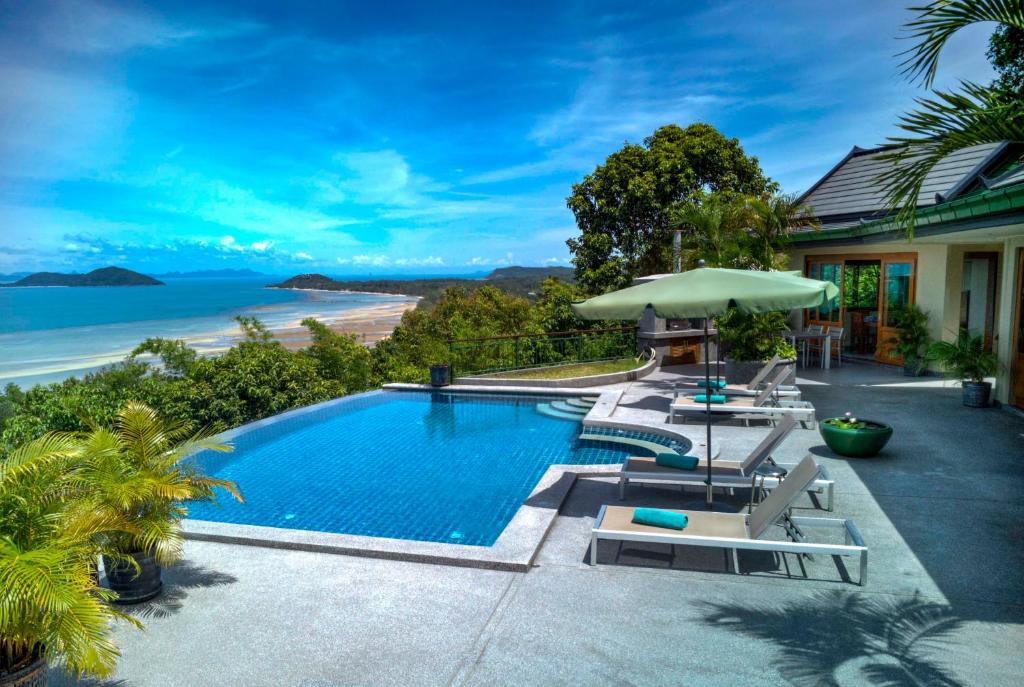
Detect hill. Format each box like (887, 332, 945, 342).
(269, 266, 574, 306)
(3, 266, 164, 287)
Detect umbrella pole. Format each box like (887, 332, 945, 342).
(704, 318, 713, 506)
(715, 327, 721, 385)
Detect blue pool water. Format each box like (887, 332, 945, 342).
(188, 391, 690, 547)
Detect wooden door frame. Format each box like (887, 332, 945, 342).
(1012, 248, 1024, 408)
(803, 252, 918, 365)
(963, 251, 1000, 352)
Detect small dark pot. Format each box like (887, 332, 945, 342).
(819, 419, 893, 458)
(962, 381, 991, 408)
(0, 654, 47, 687)
(429, 364, 451, 387)
(103, 551, 163, 604)
(902, 360, 924, 377)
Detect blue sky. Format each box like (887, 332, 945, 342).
(0, 1, 997, 275)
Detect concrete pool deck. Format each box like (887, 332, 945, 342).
(54, 362, 1024, 686)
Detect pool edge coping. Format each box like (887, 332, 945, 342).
(183, 463, 619, 572)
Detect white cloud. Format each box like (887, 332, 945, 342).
(293, 251, 314, 261)
(465, 255, 512, 267)
(351, 254, 391, 267)
(394, 256, 444, 267)
(36, 0, 261, 55)
(251, 240, 273, 252)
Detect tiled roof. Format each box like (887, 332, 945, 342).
(798, 142, 1007, 222)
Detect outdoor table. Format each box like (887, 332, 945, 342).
(783, 330, 833, 369)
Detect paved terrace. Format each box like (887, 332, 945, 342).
(58, 363, 1024, 686)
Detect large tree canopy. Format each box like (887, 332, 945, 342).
(566, 123, 777, 294)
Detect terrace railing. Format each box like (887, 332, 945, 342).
(448, 326, 637, 377)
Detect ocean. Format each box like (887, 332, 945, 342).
(0, 277, 416, 388)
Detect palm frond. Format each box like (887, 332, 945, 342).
(876, 82, 1024, 234)
(900, 0, 1024, 88)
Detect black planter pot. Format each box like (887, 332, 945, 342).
(103, 551, 163, 604)
(0, 654, 47, 687)
(429, 364, 451, 387)
(962, 381, 992, 408)
(902, 360, 924, 377)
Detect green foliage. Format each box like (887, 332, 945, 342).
(301, 318, 376, 393)
(880, 0, 1024, 233)
(372, 286, 541, 382)
(716, 310, 796, 363)
(1, 433, 138, 678)
(887, 304, 931, 370)
(988, 23, 1024, 95)
(927, 328, 999, 383)
(825, 413, 868, 430)
(566, 123, 777, 293)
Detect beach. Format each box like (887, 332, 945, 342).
(0, 279, 417, 388)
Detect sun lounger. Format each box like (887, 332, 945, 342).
(675, 354, 799, 398)
(669, 368, 816, 427)
(617, 415, 835, 510)
(590, 455, 867, 584)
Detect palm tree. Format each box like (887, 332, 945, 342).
(878, 0, 1024, 233)
(1, 433, 138, 680)
(76, 402, 242, 602)
(746, 194, 821, 270)
(675, 194, 748, 268)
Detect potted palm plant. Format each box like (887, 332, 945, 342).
(927, 329, 999, 408)
(78, 402, 243, 604)
(887, 304, 930, 376)
(717, 310, 797, 384)
(1, 433, 138, 686)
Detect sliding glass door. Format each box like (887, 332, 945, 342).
(804, 253, 917, 365)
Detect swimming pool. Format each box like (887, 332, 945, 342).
(187, 390, 690, 547)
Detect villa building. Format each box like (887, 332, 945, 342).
(789, 141, 1024, 409)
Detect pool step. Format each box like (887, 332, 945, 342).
(536, 403, 588, 422)
(578, 432, 679, 457)
(549, 400, 588, 416)
(564, 398, 594, 409)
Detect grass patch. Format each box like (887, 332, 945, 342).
(490, 358, 643, 380)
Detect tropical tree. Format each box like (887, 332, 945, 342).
(745, 193, 820, 270)
(301, 318, 376, 393)
(566, 123, 777, 293)
(674, 194, 749, 268)
(1, 433, 138, 679)
(878, 0, 1024, 232)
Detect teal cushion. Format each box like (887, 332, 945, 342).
(632, 508, 688, 530)
(696, 379, 727, 389)
(693, 394, 727, 404)
(655, 453, 699, 470)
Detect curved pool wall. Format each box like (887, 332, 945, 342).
(187, 389, 691, 548)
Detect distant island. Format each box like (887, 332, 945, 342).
(2, 266, 164, 287)
(270, 266, 573, 306)
(156, 268, 265, 278)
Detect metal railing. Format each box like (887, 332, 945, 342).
(448, 326, 638, 376)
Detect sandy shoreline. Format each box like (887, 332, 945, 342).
(1, 296, 419, 387)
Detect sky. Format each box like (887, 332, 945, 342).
(0, 0, 999, 276)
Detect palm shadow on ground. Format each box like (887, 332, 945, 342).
(119, 560, 238, 620)
(698, 590, 965, 686)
